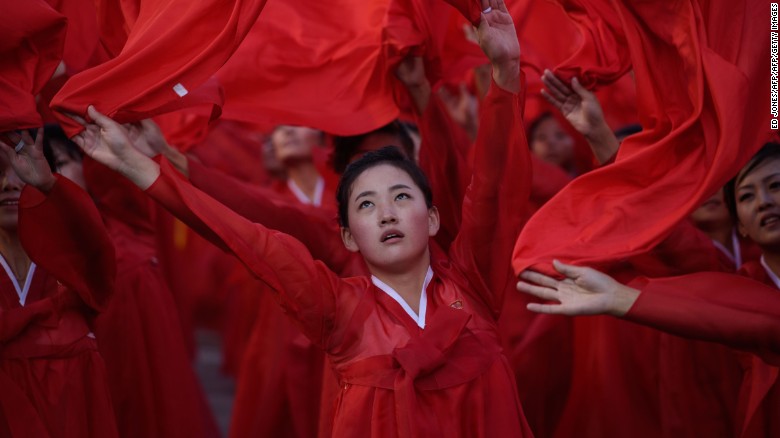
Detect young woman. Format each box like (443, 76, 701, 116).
(69, 2, 534, 435)
(0, 129, 118, 437)
(518, 142, 780, 437)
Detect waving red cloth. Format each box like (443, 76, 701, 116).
(513, 0, 770, 274)
(50, 0, 266, 136)
(0, 0, 66, 131)
(215, 0, 398, 135)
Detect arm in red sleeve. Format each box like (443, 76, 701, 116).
(417, 92, 473, 251)
(147, 159, 346, 348)
(449, 76, 531, 318)
(625, 273, 780, 366)
(187, 158, 359, 275)
(18, 175, 116, 311)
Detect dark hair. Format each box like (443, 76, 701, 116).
(336, 145, 432, 227)
(330, 121, 415, 174)
(724, 142, 780, 220)
(42, 124, 83, 172)
(526, 112, 554, 144)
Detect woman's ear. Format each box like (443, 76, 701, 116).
(428, 206, 440, 237)
(341, 227, 360, 253)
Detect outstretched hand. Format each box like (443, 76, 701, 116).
(477, 0, 520, 93)
(516, 260, 640, 317)
(541, 70, 604, 137)
(69, 106, 160, 190)
(0, 128, 56, 192)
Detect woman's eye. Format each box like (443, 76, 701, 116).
(395, 193, 411, 201)
(738, 193, 754, 203)
(358, 200, 373, 209)
(770, 181, 780, 190)
(55, 160, 68, 169)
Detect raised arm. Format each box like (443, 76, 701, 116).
(518, 261, 780, 365)
(0, 129, 115, 311)
(70, 107, 348, 348)
(448, 0, 531, 318)
(541, 70, 620, 165)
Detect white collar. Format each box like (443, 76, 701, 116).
(371, 266, 433, 329)
(287, 176, 325, 207)
(760, 255, 780, 290)
(0, 254, 36, 306)
(712, 228, 743, 268)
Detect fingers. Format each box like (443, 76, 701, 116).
(526, 302, 564, 315)
(481, 0, 490, 12)
(553, 259, 586, 279)
(517, 281, 559, 301)
(570, 77, 592, 99)
(495, 0, 508, 14)
(66, 112, 88, 127)
(519, 269, 560, 289)
(542, 70, 573, 102)
(87, 105, 117, 130)
(34, 128, 43, 149)
(540, 89, 563, 108)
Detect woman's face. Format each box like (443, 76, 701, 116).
(51, 140, 86, 190)
(270, 125, 319, 164)
(735, 157, 780, 248)
(690, 188, 731, 231)
(530, 116, 575, 170)
(340, 164, 439, 273)
(0, 161, 24, 231)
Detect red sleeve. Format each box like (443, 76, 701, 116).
(417, 92, 473, 251)
(147, 159, 348, 348)
(625, 273, 780, 366)
(188, 158, 360, 276)
(448, 77, 531, 318)
(18, 175, 116, 311)
(0, 0, 66, 131)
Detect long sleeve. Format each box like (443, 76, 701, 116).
(626, 273, 780, 366)
(188, 158, 363, 276)
(147, 160, 350, 348)
(18, 175, 116, 311)
(417, 93, 473, 252)
(448, 77, 531, 318)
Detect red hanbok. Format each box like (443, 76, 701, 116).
(146, 80, 532, 437)
(1, 176, 117, 437)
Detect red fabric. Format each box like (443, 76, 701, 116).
(0, 0, 66, 131)
(50, 0, 267, 136)
(626, 264, 780, 437)
(215, 0, 398, 135)
(1, 176, 118, 438)
(81, 158, 220, 438)
(441, 0, 482, 26)
(513, 0, 771, 275)
(147, 80, 531, 436)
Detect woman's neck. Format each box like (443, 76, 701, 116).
(286, 160, 320, 202)
(0, 230, 31, 284)
(369, 248, 431, 314)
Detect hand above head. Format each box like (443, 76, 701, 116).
(395, 56, 431, 114)
(516, 260, 640, 317)
(541, 70, 619, 163)
(476, 0, 520, 93)
(68, 106, 160, 190)
(0, 128, 56, 192)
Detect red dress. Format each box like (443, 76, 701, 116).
(1, 176, 118, 438)
(83, 160, 219, 438)
(626, 263, 780, 438)
(146, 80, 533, 437)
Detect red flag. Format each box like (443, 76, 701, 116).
(215, 0, 399, 136)
(513, 0, 771, 274)
(51, 0, 267, 136)
(0, 0, 66, 131)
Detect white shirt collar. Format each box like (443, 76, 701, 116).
(0, 254, 36, 306)
(712, 228, 743, 269)
(287, 176, 325, 207)
(371, 266, 433, 329)
(760, 255, 780, 290)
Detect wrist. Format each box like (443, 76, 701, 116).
(608, 284, 641, 317)
(35, 175, 57, 194)
(491, 58, 520, 93)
